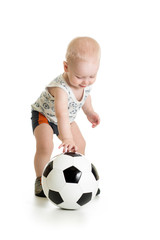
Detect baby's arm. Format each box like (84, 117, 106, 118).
(48, 87, 77, 152)
(82, 95, 100, 128)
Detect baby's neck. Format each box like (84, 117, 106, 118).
(62, 72, 70, 85)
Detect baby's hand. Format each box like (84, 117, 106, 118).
(87, 112, 100, 128)
(59, 138, 78, 153)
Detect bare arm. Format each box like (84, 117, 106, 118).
(54, 88, 72, 139)
(82, 95, 94, 115)
(82, 95, 100, 128)
(48, 87, 77, 152)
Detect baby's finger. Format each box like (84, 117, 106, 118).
(97, 117, 100, 125)
(74, 145, 78, 152)
(71, 145, 78, 152)
(68, 144, 73, 152)
(63, 145, 68, 153)
(58, 143, 64, 149)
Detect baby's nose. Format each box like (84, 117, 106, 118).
(82, 79, 88, 85)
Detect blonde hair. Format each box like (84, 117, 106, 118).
(65, 37, 101, 64)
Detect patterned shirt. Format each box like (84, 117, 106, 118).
(31, 74, 92, 125)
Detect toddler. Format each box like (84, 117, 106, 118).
(31, 37, 101, 197)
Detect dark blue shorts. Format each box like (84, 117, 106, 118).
(31, 110, 59, 136)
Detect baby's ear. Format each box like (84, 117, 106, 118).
(63, 61, 68, 72)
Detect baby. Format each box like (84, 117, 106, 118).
(31, 37, 101, 197)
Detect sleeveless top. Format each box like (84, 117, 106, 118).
(31, 74, 92, 125)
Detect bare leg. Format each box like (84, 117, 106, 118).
(34, 123, 54, 177)
(70, 121, 86, 155)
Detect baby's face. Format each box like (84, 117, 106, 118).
(65, 58, 100, 89)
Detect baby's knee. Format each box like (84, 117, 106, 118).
(36, 141, 53, 156)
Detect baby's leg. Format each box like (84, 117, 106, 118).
(70, 121, 86, 155)
(34, 123, 54, 177)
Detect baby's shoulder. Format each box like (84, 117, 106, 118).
(48, 86, 68, 99)
(47, 75, 65, 87)
(46, 74, 69, 93)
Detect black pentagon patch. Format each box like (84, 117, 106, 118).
(64, 152, 82, 157)
(77, 192, 92, 206)
(43, 161, 53, 177)
(63, 166, 82, 183)
(91, 163, 99, 180)
(48, 190, 64, 204)
(96, 188, 100, 196)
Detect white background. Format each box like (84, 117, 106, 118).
(0, 0, 160, 239)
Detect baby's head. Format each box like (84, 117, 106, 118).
(63, 37, 101, 88)
(65, 36, 101, 64)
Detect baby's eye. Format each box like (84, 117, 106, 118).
(76, 76, 82, 79)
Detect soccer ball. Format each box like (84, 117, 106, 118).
(42, 152, 99, 210)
